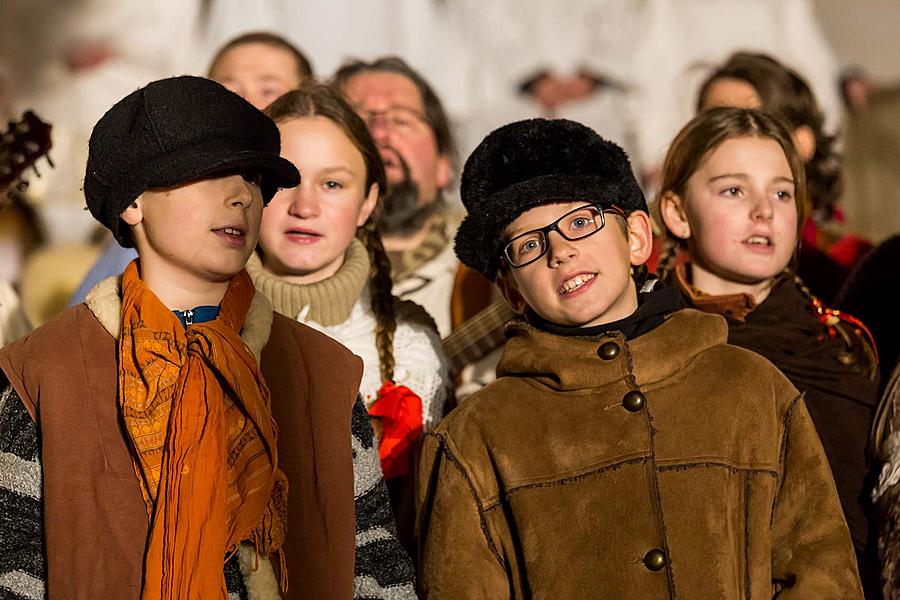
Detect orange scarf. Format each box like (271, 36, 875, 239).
(117, 260, 288, 599)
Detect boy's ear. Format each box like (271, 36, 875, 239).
(659, 191, 691, 241)
(496, 271, 527, 315)
(625, 210, 654, 266)
(357, 183, 379, 227)
(120, 197, 144, 227)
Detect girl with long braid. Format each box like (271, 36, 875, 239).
(249, 84, 451, 554)
(655, 107, 881, 597)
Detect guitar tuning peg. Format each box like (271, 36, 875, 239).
(24, 141, 40, 154)
(16, 180, 28, 193)
(12, 153, 26, 165)
(1, 133, 13, 144)
(0, 165, 11, 176)
(15, 122, 30, 134)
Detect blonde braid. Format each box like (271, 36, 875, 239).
(655, 236, 682, 282)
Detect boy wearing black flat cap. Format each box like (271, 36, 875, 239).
(416, 118, 861, 599)
(0, 76, 397, 600)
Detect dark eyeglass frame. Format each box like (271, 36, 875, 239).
(501, 204, 627, 269)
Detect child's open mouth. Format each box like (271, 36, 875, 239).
(558, 273, 596, 295)
(743, 235, 772, 247)
(212, 226, 246, 246)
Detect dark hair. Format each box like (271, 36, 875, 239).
(655, 107, 808, 280)
(265, 84, 399, 382)
(696, 52, 841, 220)
(208, 32, 314, 83)
(332, 56, 457, 168)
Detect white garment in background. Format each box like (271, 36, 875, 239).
(451, 0, 644, 162)
(297, 286, 451, 430)
(631, 0, 842, 172)
(392, 242, 458, 339)
(7, 0, 200, 244)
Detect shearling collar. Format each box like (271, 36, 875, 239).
(83, 273, 274, 361)
(497, 308, 728, 391)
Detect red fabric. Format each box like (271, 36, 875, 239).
(827, 235, 872, 268)
(368, 382, 423, 480)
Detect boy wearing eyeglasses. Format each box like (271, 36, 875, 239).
(416, 118, 861, 599)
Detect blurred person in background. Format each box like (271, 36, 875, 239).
(631, 0, 842, 195)
(335, 57, 459, 336)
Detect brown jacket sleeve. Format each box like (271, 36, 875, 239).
(770, 395, 864, 598)
(416, 432, 510, 599)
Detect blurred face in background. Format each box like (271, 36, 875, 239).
(342, 71, 450, 235)
(700, 77, 762, 111)
(209, 42, 304, 110)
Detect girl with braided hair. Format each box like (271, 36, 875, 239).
(656, 106, 881, 598)
(696, 51, 870, 302)
(249, 83, 451, 557)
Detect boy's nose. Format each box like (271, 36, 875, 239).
(547, 231, 578, 266)
(226, 176, 254, 208)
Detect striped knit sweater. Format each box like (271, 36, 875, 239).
(0, 384, 415, 599)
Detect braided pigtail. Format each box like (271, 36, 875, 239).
(655, 235, 681, 282)
(358, 215, 397, 383)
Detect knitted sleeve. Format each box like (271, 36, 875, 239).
(0, 385, 44, 600)
(351, 396, 417, 599)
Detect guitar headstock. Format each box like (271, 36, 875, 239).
(0, 111, 52, 195)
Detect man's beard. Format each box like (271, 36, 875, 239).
(380, 150, 441, 237)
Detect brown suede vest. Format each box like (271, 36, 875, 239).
(0, 304, 361, 600)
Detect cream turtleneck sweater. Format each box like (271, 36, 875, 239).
(247, 240, 450, 429)
(247, 239, 370, 327)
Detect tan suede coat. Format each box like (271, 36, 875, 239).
(417, 309, 862, 599)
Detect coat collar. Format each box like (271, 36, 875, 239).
(497, 309, 728, 391)
(83, 273, 274, 361)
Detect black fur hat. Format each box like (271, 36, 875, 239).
(454, 118, 646, 279)
(84, 75, 300, 247)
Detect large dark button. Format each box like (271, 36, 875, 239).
(622, 390, 646, 412)
(643, 549, 666, 571)
(597, 342, 620, 360)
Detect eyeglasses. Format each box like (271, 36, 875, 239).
(502, 204, 625, 268)
(357, 106, 430, 137)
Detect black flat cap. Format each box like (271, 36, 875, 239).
(84, 75, 300, 247)
(454, 118, 646, 279)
